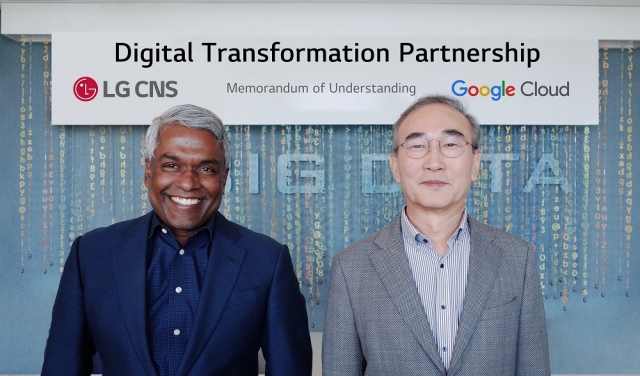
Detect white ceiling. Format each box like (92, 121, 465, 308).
(1, 0, 640, 6)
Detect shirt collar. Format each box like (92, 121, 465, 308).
(148, 211, 216, 242)
(400, 205, 469, 245)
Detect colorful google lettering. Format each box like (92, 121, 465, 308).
(451, 79, 516, 101)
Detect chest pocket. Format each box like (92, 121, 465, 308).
(481, 295, 519, 321)
(226, 286, 261, 308)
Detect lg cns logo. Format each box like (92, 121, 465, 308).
(73, 77, 99, 101)
(73, 77, 178, 101)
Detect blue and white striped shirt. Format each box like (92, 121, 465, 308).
(401, 207, 471, 371)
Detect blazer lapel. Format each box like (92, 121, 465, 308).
(111, 213, 157, 376)
(369, 217, 446, 374)
(176, 212, 246, 375)
(448, 218, 504, 374)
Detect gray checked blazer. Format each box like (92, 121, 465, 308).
(322, 215, 550, 376)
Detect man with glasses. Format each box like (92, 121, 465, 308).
(322, 95, 550, 375)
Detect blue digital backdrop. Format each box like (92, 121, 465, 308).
(0, 25, 638, 373)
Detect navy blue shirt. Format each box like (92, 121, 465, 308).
(146, 213, 214, 376)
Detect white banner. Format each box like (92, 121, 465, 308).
(52, 33, 598, 125)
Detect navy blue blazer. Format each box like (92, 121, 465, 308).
(42, 211, 312, 375)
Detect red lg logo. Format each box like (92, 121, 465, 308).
(73, 77, 99, 101)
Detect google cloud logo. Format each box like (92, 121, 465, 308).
(73, 77, 99, 102)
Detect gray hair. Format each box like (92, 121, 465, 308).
(392, 94, 481, 152)
(145, 104, 231, 170)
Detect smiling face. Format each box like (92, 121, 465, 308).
(145, 124, 229, 244)
(390, 103, 481, 218)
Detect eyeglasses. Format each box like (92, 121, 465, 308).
(396, 135, 471, 159)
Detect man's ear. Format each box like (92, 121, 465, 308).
(144, 159, 152, 187)
(222, 168, 230, 194)
(390, 152, 401, 184)
(470, 149, 481, 183)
